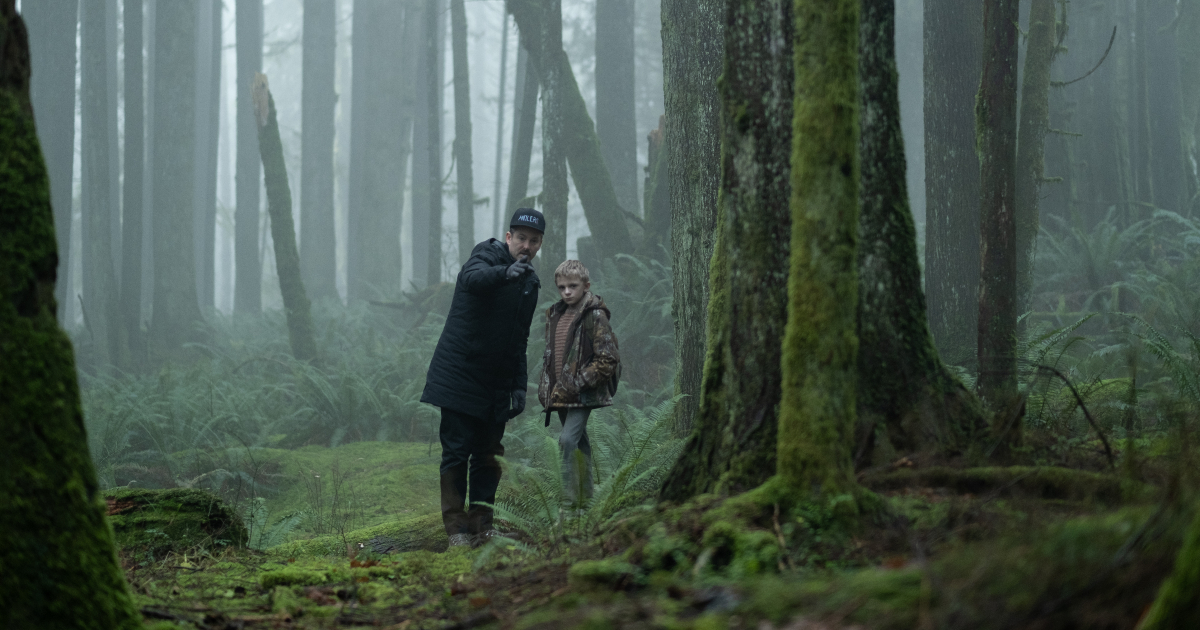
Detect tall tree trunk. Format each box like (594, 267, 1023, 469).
(491, 14, 511, 239)
(778, 0, 860, 498)
(539, 0, 569, 266)
(661, 0, 723, 435)
(1144, 0, 1188, 215)
(236, 0, 263, 313)
(451, 0, 476, 261)
(659, 0, 793, 502)
(923, 0, 982, 367)
(595, 0, 638, 216)
(505, 42, 538, 220)
(640, 116, 670, 258)
(301, 0, 338, 300)
(254, 76, 318, 363)
(80, 0, 122, 366)
(122, 0, 145, 363)
(24, 0, 79, 323)
(976, 0, 1020, 420)
(507, 0, 635, 260)
(149, 0, 203, 362)
(1182, 0, 1200, 217)
(195, 0, 221, 311)
(347, 0, 411, 300)
(856, 0, 984, 464)
(425, 0, 445, 286)
(1014, 0, 1056, 322)
(0, 6, 140, 624)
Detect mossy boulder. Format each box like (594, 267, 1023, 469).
(104, 487, 248, 558)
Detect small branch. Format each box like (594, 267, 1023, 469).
(1035, 364, 1116, 469)
(1052, 26, 1116, 88)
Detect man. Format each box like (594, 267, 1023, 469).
(421, 208, 545, 547)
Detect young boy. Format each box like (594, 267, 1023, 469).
(538, 260, 620, 505)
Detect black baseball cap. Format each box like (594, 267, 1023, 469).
(509, 208, 546, 234)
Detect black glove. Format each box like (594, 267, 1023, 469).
(505, 256, 533, 280)
(508, 389, 527, 419)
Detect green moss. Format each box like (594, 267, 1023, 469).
(271, 511, 446, 557)
(104, 487, 248, 559)
(568, 560, 644, 589)
(261, 568, 330, 589)
(862, 466, 1149, 503)
(1140, 505, 1200, 628)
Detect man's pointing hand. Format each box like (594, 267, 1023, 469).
(506, 255, 533, 280)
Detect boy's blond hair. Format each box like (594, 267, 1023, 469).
(554, 259, 590, 284)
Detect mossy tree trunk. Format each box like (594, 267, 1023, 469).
(121, 0, 145, 363)
(640, 117, 670, 259)
(451, 0, 476, 260)
(975, 0, 1020, 420)
(1014, 0, 1056, 323)
(0, 6, 140, 625)
(923, 0, 982, 367)
(507, 0, 635, 260)
(300, 0, 338, 300)
(149, 0, 204, 362)
(1139, 504, 1200, 628)
(254, 75, 318, 363)
(661, 0, 723, 435)
(539, 0, 568, 267)
(777, 0, 860, 498)
(660, 0, 793, 502)
(855, 0, 985, 463)
(235, 0, 263, 313)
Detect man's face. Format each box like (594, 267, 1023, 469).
(506, 227, 543, 262)
(557, 276, 589, 306)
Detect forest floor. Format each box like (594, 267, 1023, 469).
(120, 439, 1186, 630)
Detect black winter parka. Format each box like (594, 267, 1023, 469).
(420, 239, 541, 421)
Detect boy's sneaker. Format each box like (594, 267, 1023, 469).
(448, 533, 474, 548)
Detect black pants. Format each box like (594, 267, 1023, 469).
(439, 407, 506, 536)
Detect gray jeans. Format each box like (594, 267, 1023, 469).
(557, 408, 593, 503)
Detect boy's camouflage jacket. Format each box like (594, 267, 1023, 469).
(538, 292, 620, 412)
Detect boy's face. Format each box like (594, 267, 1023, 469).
(506, 227, 543, 262)
(557, 276, 590, 306)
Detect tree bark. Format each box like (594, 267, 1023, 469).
(661, 0, 723, 435)
(0, 6, 140, 624)
(301, 0, 338, 300)
(24, 0, 78, 324)
(451, 0, 476, 262)
(121, 0, 145, 363)
(539, 0, 569, 266)
(149, 0, 204, 362)
(80, 0, 122, 367)
(505, 42, 538, 220)
(194, 0, 221, 311)
(856, 0, 985, 463)
(347, 0, 411, 300)
(640, 117, 670, 259)
(425, 0, 445, 286)
(1182, 0, 1200, 217)
(1014, 0, 1055, 323)
(659, 0, 793, 502)
(777, 0, 860, 497)
(236, 0, 263, 313)
(490, 14, 511, 239)
(976, 0, 1020, 419)
(254, 76, 318, 363)
(595, 0, 639, 216)
(923, 0, 982, 367)
(507, 0, 635, 260)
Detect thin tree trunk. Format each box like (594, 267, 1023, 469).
(25, 0, 79, 323)
(81, 0, 122, 366)
(659, 0, 792, 502)
(856, 0, 985, 464)
(595, 0, 638, 216)
(425, 0, 445, 286)
(505, 41, 538, 220)
(976, 0, 1020, 420)
(451, 0, 476, 261)
(0, 5, 141, 623)
(236, 0, 263, 313)
(1014, 0, 1056, 322)
(661, 0, 722, 435)
(540, 0, 569, 267)
(254, 76, 318, 363)
(149, 0, 203, 361)
(778, 0, 860, 497)
(923, 0, 982, 367)
(640, 116, 670, 258)
(491, 14, 510, 239)
(1181, 0, 1200, 217)
(507, 0, 635, 259)
(122, 0, 145, 364)
(301, 0, 338, 300)
(347, 0, 411, 300)
(195, 0, 221, 311)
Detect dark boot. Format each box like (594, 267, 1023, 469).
(440, 464, 470, 537)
